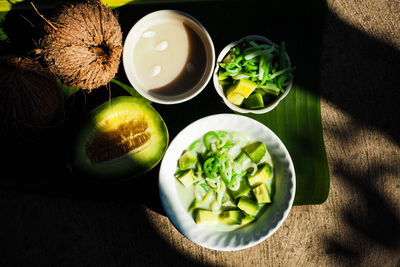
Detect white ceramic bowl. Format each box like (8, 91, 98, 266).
(123, 10, 215, 104)
(213, 35, 292, 114)
(159, 114, 296, 251)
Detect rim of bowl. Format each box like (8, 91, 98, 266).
(159, 114, 296, 251)
(123, 10, 215, 104)
(213, 35, 292, 114)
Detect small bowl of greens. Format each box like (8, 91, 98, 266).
(159, 114, 295, 251)
(213, 35, 295, 114)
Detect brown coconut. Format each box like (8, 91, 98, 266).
(0, 56, 64, 138)
(37, 0, 123, 91)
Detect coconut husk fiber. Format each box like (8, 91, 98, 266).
(37, 0, 123, 91)
(0, 56, 64, 139)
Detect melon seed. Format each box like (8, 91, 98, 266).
(86, 119, 150, 163)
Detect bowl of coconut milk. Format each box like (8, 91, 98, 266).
(123, 10, 215, 104)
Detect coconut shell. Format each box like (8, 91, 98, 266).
(38, 0, 123, 90)
(0, 56, 64, 139)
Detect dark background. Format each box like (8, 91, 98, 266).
(0, 0, 399, 266)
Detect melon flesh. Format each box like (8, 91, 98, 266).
(72, 96, 169, 179)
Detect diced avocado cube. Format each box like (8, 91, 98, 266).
(218, 70, 228, 80)
(253, 88, 267, 96)
(178, 150, 197, 170)
(241, 214, 255, 225)
(244, 93, 264, 109)
(188, 199, 199, 212)
(219, 210, 242, 225)
(262, 94, 274, 105)
(253, 183, 272, 204)
(222, 191, 235, 205)
(226, 85, 245, 106)
(254, 89, 274, 106)
(248, 164, 272, 187)
(261, 84, 280, 96)
(177, 169, 196, 188)
(237, 196, 259, 216)
(232, 79, 257, 98)
(194, 209, 219, 224)
(219, 79, 232, 90)
(229, 180, 252, 199)
(222, 54, 232, 64)
(243, 141, 266, 164)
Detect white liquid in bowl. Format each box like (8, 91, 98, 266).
(132, 19, 207, 97)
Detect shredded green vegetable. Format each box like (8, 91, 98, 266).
(228, 170, 247, 187)
(204, 131, 221, 150)
(218, 39, 296, 109)
(189, 139, 201, 151)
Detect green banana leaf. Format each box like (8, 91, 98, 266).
(247, 85, 330, 204)
(0, 0, 329, 205)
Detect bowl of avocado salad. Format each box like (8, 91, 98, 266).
(159, 114, 295, 251)
(213, 35, 295, 114)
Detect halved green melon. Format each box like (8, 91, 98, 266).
(72, 96, 168, 179)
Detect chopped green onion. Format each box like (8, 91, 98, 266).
(235, 152, 247, 163)
(244, 50, 267, 60)
(227, 62, 241, 70)
(204, 131, 221, 150)
(242, 47, 259, 55)
(260, 62, 270, 85)
(233, 46, 241, 55)
(221, 71, 234, 77)
(189, 139, 200, 151)
(220, 152, 228, 163)
(233, 55, 243, 64)
(218, 165, 230, 185)
(249, 40, 274, 50)
(196, 161, 202, 172)
(244, 47, 275, 60)
(249, 40, 258, 47)
(269, 67, 296, 80)
(203, 157, 215, 178)
(228, 170, 246, 187)
(222, 141, 235, 149)
(276, 75, 288, 92)
(247, 60, 256, 66)
(232, 73, 251, 80)
(243, 62, 258, 71)
(258, 55, 266, 81)
(202, 189, 214, 201)
(217, 130, 228, 137)
(200, 183, 209, 192)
